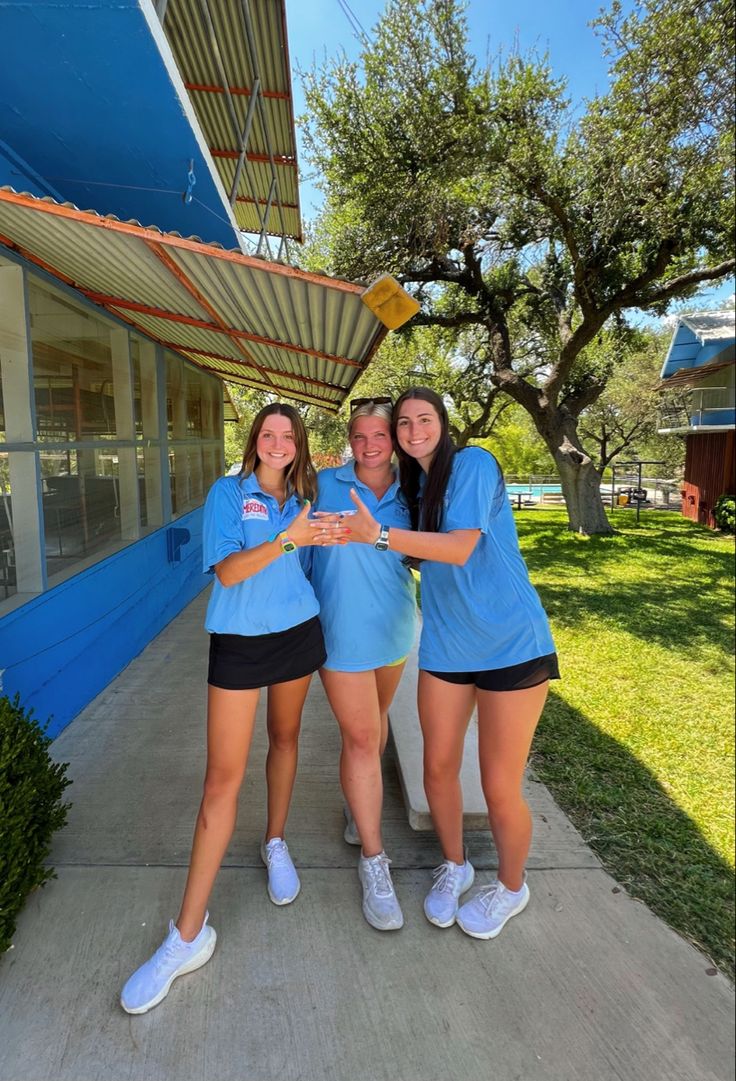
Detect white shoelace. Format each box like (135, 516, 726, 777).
(431, 861, 463, 895)
(363, 855, 394, 897)
(266, 840, 290, 866)
(475, 882, 501, 914)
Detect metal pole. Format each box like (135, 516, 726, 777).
(229, 76, 260, 205)
(195, 0, 268, 238)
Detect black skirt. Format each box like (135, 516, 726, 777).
(208, 616, 326, 690)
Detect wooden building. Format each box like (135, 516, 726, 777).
(658, 312, 735, 528)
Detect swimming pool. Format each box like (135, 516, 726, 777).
(506, 483, 563, 498)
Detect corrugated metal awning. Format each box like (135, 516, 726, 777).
(658, 355, 736, 390)
(161, 0, 302, 246)
(0, 188, 418, 413)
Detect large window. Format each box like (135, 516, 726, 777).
(0, 265, 225, 605)
(166, 352, 222, 519)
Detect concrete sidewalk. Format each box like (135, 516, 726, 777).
(0, 591, 733, 1081)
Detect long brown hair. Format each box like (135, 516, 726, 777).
(392, 387, 456, 532)
(240, 403, 317, 503)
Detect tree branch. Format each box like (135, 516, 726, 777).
(636, 259, 736, 308)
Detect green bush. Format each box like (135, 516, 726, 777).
(0, 695, 72, 954)
(713, 494, 736, 534)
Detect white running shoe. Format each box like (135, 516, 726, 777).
(358, 852, 404, 931)
(343, 804, 361, 846)
(260, 837, 301, 905)
(456, 877, 530, 940)
(423, 856, 475, 928)
(120, 915, 216, 1014)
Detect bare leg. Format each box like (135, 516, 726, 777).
(418, 671, 476, 865)
(264, 673, 313, 842)
(320, 668, 384, 857)
(176, 685, 259, 940)
(476, 681, 549, 891)
(375, 661, 406, 756)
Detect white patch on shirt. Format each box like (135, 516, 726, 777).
(242, 499, 269, 521)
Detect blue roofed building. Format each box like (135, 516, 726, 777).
(658, 311, 735, 528)
(0, 0, 413, 736)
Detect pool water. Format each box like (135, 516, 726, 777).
(506, 484, 563, 498)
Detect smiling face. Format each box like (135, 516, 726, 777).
(395, 398, 443, 469)
(349, 414, 393, 472)
(255, 414, 297, 472)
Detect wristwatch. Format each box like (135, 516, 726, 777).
(374, 524, 390, 552)
(269, 530, 297, 554)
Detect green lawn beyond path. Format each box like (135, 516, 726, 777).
(517, 509, 735, 977)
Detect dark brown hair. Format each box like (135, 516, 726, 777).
(391, 387, 456, 532)
(241, 403, 317, 502)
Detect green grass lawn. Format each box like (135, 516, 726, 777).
(517, 508, 735, 975)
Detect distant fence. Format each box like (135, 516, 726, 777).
(505, 473, 682, 508)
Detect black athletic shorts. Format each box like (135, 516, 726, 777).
(208, 616, 327, 690)
(423, 652, 560, 692)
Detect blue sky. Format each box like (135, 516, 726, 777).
(285, 0, 733, 309)
(287, 0, 615, 216)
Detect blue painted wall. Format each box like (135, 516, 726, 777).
(0, 0, 238, 248)
(0, 508, 211, 738)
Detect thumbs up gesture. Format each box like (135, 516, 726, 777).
(346, 489, 381, 544)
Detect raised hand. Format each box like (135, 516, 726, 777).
(286, 502, 349, 548)
(347, 489, 381, 544)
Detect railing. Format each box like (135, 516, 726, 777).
(658, 386, 735, 430)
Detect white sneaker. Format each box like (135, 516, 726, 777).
(423, 856, 475, 928)
(358, 852, 404, 931)
(456, 877, 530, 939)
(260, 837, 301, 905)
(120, 915, 216, 1014)
(343, 804, 361, 846)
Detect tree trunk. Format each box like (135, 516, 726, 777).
(491, 375, 614, 534)
(539, 422, 614, 535)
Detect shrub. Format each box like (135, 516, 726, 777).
(0, 695, 72, 954)
(713, 494, 735, 534)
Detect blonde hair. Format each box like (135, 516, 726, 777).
(347, 401, 393, 436)
(240, 403, 317, 502)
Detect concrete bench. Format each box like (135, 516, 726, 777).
(540, 491, 566, 505)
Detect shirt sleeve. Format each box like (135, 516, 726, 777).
(443, 449, 506, 533)
(202, 479, 245, 573)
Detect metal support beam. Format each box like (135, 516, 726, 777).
(195, 0, 270, 248)
(229, 76, 260, 206)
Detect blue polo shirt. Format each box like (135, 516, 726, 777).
(418, 447, 555, 671)
(307, 462, 417, 671)
(203, 473, 319, 636)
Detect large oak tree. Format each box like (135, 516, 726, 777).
(300, 0, 735, 533)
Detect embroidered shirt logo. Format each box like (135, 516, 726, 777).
(242, 499, 269, 521)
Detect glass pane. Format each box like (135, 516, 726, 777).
(0, 452, 15, 599)
(29, 281, 119, 441)
(132, 337, 159, 439)
(186, 367, 203, 437)
(202, 375, 222, 438)
(41, 448, 122, 579)
(166, 352, 185, 440)
(169, 444, 204, 519)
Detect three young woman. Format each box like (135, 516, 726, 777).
(121, 385, 557, 1013)
(345, 388, 558, 940)
(121, 404, 344, 1015)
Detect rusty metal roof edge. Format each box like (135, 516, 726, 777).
(0, 186, 369, 292)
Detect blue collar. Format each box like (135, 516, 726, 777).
(336, 460, 400, 499)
